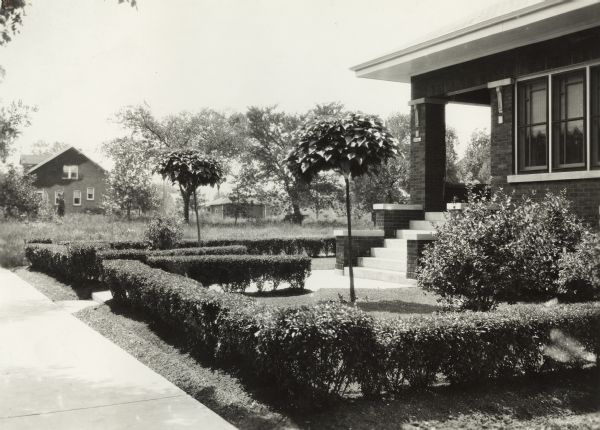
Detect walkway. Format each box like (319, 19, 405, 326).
(0, 268, 235, 430)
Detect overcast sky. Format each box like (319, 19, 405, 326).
(1, 0, 499, 167)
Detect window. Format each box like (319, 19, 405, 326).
(552, 70, 586, 169)
(87, 187, 94, 200)
(62, 165, 78, 180)
(592, 66, 600, 168)
(518, 78, 548, 172)
(54, 191, 64, 205)
(35, 191, 47, 202)
(73, 190, 81, 206)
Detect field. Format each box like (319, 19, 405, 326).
(0, 213, 372, 268)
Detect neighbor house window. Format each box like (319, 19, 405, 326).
(87, 187, 94, 200)
(591, 66, 600, 168)
(518, 78, 548, 172)
(54, 191, 63, 205)
(62, 165, 78, 180)
(73, 190, 81, 206)
(552, 70, 586, 169)
(35, 191, 47, 202)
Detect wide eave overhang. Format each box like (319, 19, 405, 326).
(351, 0, 600, 83)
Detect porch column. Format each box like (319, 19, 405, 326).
(408, 98, 447, 211)
(488, 78, 515, 188)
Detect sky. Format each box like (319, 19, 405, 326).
(1, 0, 497, 168)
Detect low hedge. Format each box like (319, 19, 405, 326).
(25, 243, 100, 282)
(97, 245, 248, 264)
(102, 259, 600, 408)
(146, 254, 311, 292)
(176, 237, 335, 257)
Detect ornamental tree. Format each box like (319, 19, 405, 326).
(157, 150, 223, 243)
(286, 113, 397, 302)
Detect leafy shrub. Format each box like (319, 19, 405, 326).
(558, 232, 600, 300)
(418, 190, 587, 310)
(101, 259, 600, 407)
(144, 215, 183, 249)
(0, 165, 42, 219)
(147, 254, 311, 292)
(177, 237, 335, 257)
(370, 303, 600, 393)
(25, 243, 101, 282)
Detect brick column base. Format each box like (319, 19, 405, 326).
(373, 204, 424, 238)
(334, 230, 384, 270)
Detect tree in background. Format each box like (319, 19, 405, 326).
(157, 150, 223, 242)
(459, 128, 491, 184)
(0, 101, 35, 162)
(306, 173, 344, 221)
(31, 140, 68, 155)
(112, 105, 241, 221)
(288, 113, 397, 302)
(103, 138, 160, 219)
(445, 127, 461, 184)
(0, 164, 40, 218)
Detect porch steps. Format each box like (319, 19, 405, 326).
(344, 211, 442, 284)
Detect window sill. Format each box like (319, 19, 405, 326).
(507, 170, 600, 183)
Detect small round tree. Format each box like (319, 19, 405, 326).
(286, 113, 397, 302)
(157, 150, 223, 243)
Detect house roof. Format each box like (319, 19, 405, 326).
(25, 146, 107, 175)
(351, 0, 600, 83)
(205, 196, 265, 207)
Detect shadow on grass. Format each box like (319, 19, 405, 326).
(243, 287, 313, 298)
(357, 299, 440, 315)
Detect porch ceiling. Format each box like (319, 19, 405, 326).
(351, 0, 600, 83)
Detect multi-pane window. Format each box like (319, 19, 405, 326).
(592, 66, 600, 168)
(87, 187, 95, 200)
(518, 78, 548, 172)
(62, 165, 78, 180)
(73, 190, 82, 206)
(552, 70, 586, 169)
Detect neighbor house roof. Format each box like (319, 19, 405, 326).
(25, 146, 107, 175)
(351, 0, 600, 83)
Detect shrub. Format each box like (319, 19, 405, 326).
(147, 254, 311, 292)
(176, 237, 335, 257)
(97, 245, 248, 263)
(101, 259, 600, 407)
(558, 232, 600, 300)
(25, 238, 53, 244)
(418, 190, 587, 310)
(25, 243, 100, 282)
(370, 303, 600, 393)
(144, 215, 183, 249)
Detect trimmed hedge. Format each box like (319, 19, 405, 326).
(147, 254, 311, 291)
(97, 245, 248, 264)
(176, 237, 335, 257)
(102, 259, 600, 408)
(25, 243, 100, 282)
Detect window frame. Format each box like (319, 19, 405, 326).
(86, 187, 95, 201)
(514, 62, 600, 176)
(517, 77, 549, 173)
(591, 65, 600, 168)
(73, 190, 82, 206)
(62, 165, 79, 180)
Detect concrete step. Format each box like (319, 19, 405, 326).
(425, 211, 448, 221)
(358, 257, 407, 271)
(344, 266, 416, 285)
(396, 229, 436, 240)
(371, 247, 406, 259)
(409, 220, 445, 230)
(383, 238, 408, 249)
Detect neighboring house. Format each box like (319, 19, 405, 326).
(20, 146, 108, 214)
(352, 0, 600, 226)
(205, 196, 272, 220)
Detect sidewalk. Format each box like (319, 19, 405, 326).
(0, 268, 235, 430)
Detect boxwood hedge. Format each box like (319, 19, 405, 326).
(25, 243, 100, 282)
(97, 245, 248, 263)
(102, 259, 600, 408)
(146, 254, 311, 292)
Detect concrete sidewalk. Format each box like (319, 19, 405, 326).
(0, 268, 235, 430)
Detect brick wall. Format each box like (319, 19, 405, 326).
(374, 209, 424, 238)
(406, 239, 434, 279)
(335, 235, 384, 270)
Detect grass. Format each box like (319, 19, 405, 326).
(17, 267, 600, 429)
(0, 213, 371, 268)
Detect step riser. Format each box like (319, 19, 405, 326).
(424, 212, 447, 221)
(395, 230, 436, 240)
(371, 248, 406, 259)
(383, 239, 407, 250)
(409, 220, 444, 230)
(344, 267, 415, 284)
(358, 257, 407, 271)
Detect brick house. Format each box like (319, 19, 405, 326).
(336, 0, 600, 283)
(352, 0, 600, 227)
(20, 146, 108, 214)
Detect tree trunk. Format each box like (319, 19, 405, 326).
(126, 204, 131, 221)
(180, 189, 190, 223)
(344, 177, 356, 303)
(193, 188, 201, 243)
(292, 203, 303, 224)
